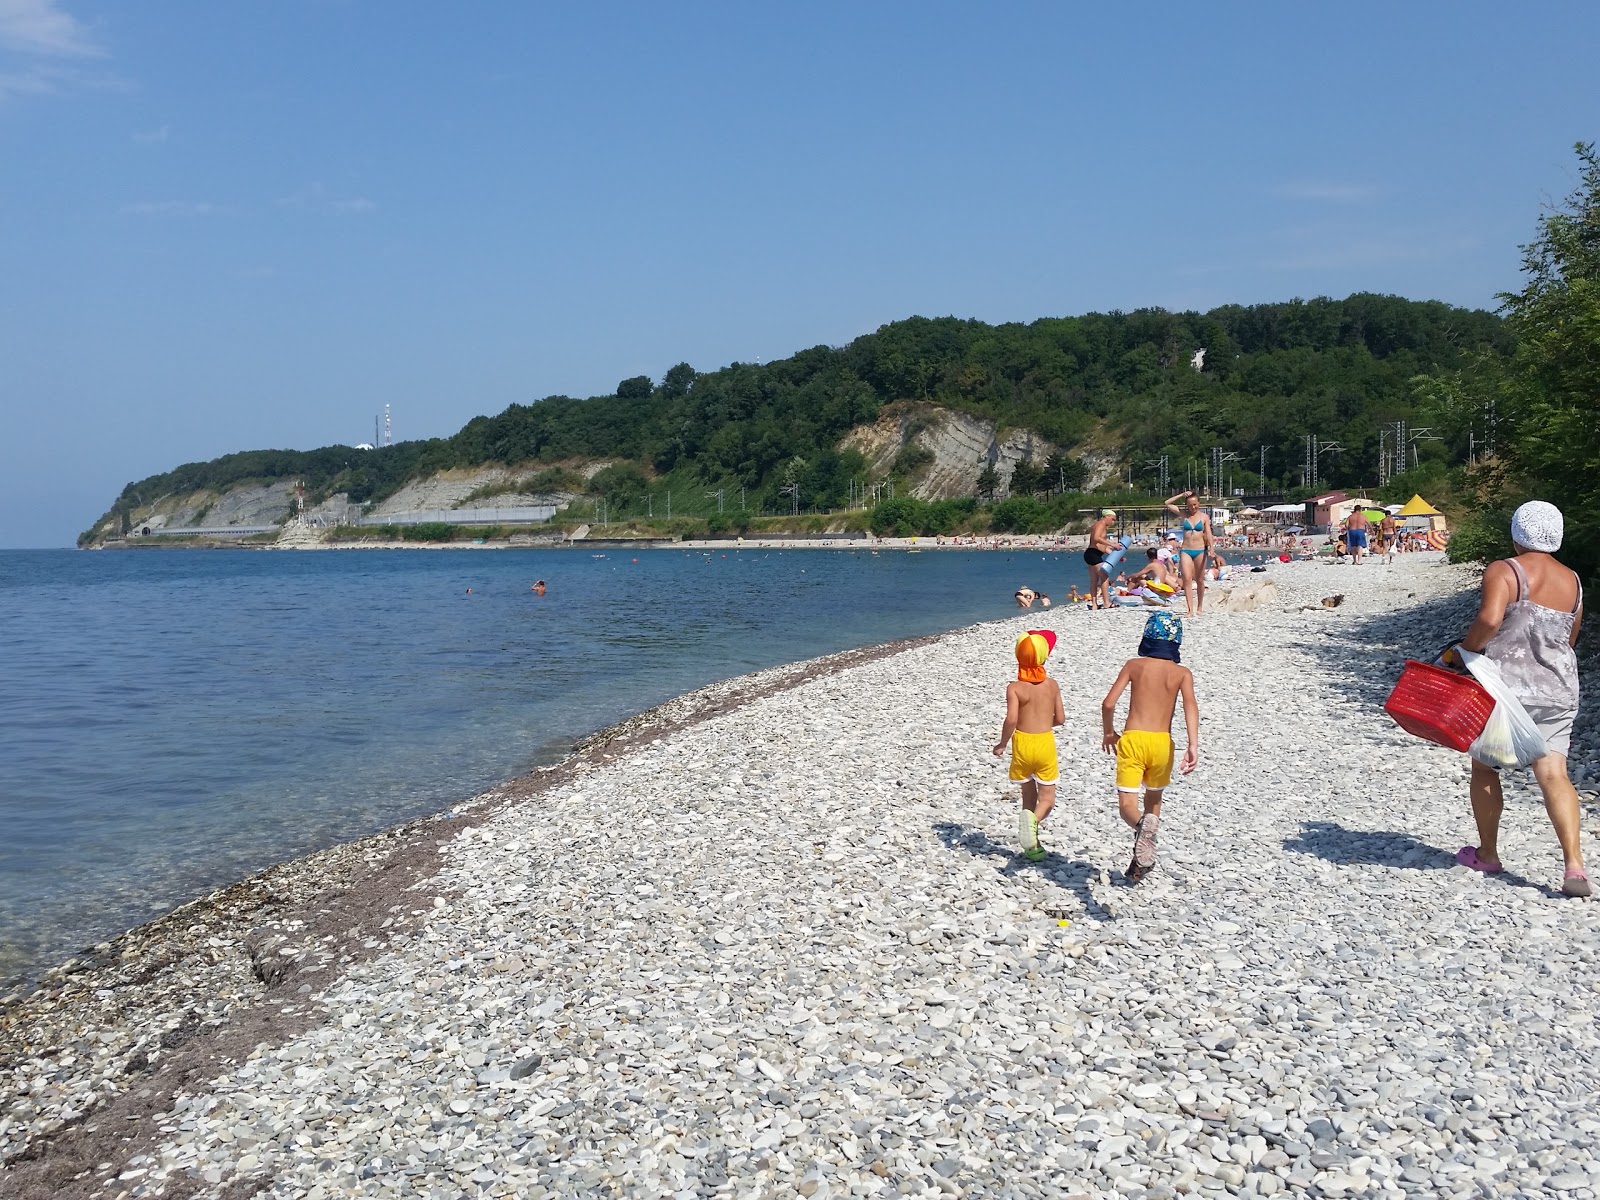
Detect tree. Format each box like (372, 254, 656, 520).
(1008, 458, 1044, 497)
(975, 461, 1001, 500)
(1479, 142, 1600, 580)
(661, 363, 697, 400)
(1045, 451, 1089, 492)
(617, 375, 653, 401)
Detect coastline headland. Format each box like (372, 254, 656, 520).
(6, 555, 1600, 1198)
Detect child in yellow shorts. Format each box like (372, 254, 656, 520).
(1100, 612, 1201, 882)
(993, 630, 1066, 862)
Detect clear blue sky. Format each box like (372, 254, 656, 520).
(2, 1, 1596, 547)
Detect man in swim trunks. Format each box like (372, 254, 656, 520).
(1084, 510, 1118, 611)
(1378, 513, 1398, 560)
(1100, 612, 1200, 882)
(1345, 507, 1370, 564)
(994, 630, 1066, 862)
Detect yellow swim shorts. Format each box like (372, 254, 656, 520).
(1115, 729, 1174, 792)
(1009, 729, 1059, 784)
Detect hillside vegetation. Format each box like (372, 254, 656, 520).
(83, 292, 1511, 545)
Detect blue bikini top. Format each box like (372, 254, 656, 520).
(1180, 517, 1205, 531)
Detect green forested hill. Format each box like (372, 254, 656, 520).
(85, 292, 1510, 542)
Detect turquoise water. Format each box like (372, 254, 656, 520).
(0, 545, 1085, 983)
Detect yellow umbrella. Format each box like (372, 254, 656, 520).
(1396, 494, 1441, 517)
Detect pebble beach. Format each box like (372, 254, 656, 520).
(6, 553, 1600, 1200)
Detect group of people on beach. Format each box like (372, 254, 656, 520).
(995, 498, 1590, 897)
(1081, 491, 1221, 617)
(993, 610, 1199, 882)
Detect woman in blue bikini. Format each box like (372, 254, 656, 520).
(1164, 491, 1213, 616)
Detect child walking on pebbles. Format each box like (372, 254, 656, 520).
(993, 630, 1065, 862)
(1100, 612, 1200, 881)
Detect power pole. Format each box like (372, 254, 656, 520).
(705, 489, 724, 514)
(779, 485, 799, 516)
(1144, 455, 1169, 496)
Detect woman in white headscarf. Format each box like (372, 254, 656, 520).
(1453, 501, 1588, 896)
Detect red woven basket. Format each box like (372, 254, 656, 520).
(1384, 659, 1495, 752)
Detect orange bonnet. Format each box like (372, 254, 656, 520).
(1014, 629, 1057, 682)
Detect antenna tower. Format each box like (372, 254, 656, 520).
(384, 404, 393, 447)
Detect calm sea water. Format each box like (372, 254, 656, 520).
(0, 545, 1087, 984)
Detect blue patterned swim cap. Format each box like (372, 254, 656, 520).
(1143, 611, 1183, 645)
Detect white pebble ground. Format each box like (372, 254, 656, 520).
(123, 554, 1600, 1200)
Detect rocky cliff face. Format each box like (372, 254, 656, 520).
(840, 405, 1064, 499)
(86, 405, 1108, 544)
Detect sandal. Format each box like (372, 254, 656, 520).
(1456, 846, 1503, 874)
(1562, 869, 1592, 899)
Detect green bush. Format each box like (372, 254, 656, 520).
(1447, 507, 1513, 567)
(989, 496, 1048, 533)
(869, 497, 926, 537)
(869, 495, 979, 536)
(402, 522, 456, 542)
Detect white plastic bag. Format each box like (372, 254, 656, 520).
(1458, 648, 1548, 768)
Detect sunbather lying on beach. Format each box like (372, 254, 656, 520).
(1125, 549, 1178, 605)
(994, 630, 1065, 862)
(1100, 612, 1200, 882)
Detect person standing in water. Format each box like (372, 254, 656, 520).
(993, 630, 1065, 862)
(1452, 501, 1589, 897)
(1163, 492, 1213, 616)
(1084, 510, 1119, 611)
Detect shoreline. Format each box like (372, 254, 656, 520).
(92, 534, 1098, 552)
(8, 554, 1598, 1198)
(0, 630, 952, 1186)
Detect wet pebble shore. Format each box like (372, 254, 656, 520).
(9, 554, 1600, 1200)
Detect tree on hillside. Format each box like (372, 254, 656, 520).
(1044, 451, 1088, 492)
(976, 461, 1000, 500)
(1008, 458, 1044, 497)
(617, 375, 653, 401)
(661, 363, 697, 399)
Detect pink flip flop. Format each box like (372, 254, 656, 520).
(1563, 870, 1592, 899)
(1456, 846, 1504, 874)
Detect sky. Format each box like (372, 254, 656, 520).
(1, 1, 1597, 548)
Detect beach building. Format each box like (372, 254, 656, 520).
(1308, 491, 1348, 530)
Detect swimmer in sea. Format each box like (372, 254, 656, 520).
(533, 579, 547, 596)
(1015, 586, 1037, 609)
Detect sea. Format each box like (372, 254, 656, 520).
(0, 544, 1101, 985)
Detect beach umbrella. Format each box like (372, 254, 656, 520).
(1363, 509, 1386, 523)
(1397, 494, 1442, 517)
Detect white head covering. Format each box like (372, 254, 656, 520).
(1510, 501, 1563, 552)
